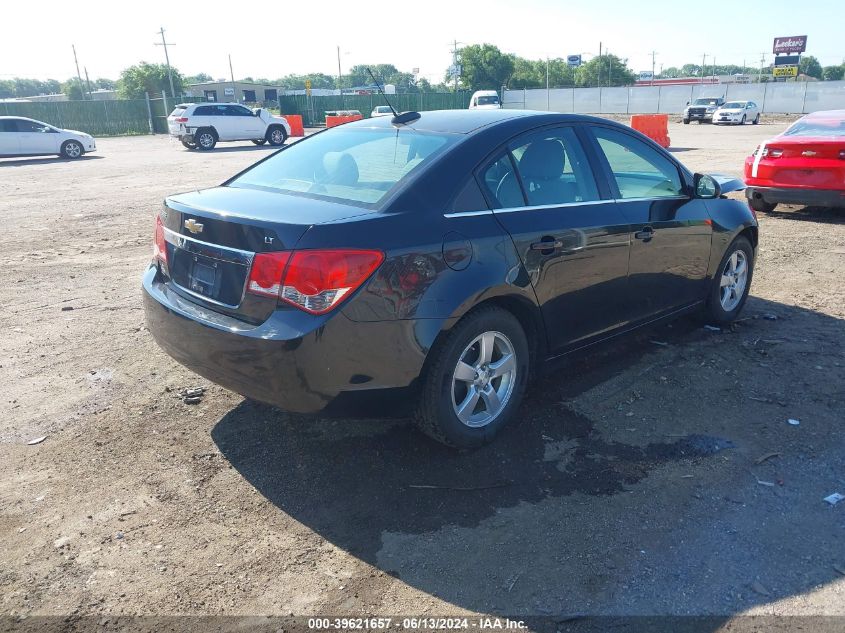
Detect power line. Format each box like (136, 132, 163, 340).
(154, 27, 176, 98)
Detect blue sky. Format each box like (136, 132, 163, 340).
(2, 0, 843, 83)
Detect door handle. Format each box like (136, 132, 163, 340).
(634, 227, 654, 241)
(530, 239, 563, 251)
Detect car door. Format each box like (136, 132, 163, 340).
(208, 104, 233, 140)
(0, 119, 20, 155)
(478, 125, 632, 353)
(748, 102, 759, 119)
(226, 104, 263, 139)
(586, 125, 713, 320)
(15, 119, 60, 155)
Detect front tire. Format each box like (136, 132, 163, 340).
(266, 126, 287, 146)
(753, 113, 760, 125)
(740, 115, 746, 125)
(683, 119, 690, 125)
(749, 197, 777, 213)
(251, 139, 267, 145)
(703, 236, 754, 325)
(60, 140, 84, 159)
(415, 306, 529, 449)
(195, 128, 217, 151)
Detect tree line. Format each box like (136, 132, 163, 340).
(4, 49, 843, 101)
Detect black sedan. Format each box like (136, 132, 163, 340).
(143, 109, 757, 448)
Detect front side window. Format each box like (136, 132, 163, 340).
(16, 120, 53, 133)
(593, 127, 684, 199)
(229, 127, 458, 206)
(226, 105, 252, 116)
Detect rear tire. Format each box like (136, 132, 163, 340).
(753, 113, 760, 125)
(749, 197, 777, 213)
(683, 119, 690, 125)
(266, 125, 287, 146)
(251, 139, 267, 145)
(60, 140, 84, 159)
(703, 236, 754, 325)
(740, 115, 746, 125)
(415, 306, 529, 449)
(181, 138, 197, 150)
(195, 128, 217, 151)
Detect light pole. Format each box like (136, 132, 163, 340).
(155, 27, 176, 98)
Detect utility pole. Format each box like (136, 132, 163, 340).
(597, 42, 602, 88)
(83, 66, 93, 99)
(701, 53, 707, 84)
(759, 52, 766, 83)
(228, 54, 236, 103)
(607, 50, 612, 87)
(650, 50, 658, 85)
(450, 40, 461, 93)
(155, 27, 176, 99)
(72, 45, 85, 100)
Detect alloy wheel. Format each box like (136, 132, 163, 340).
(65, 142, 81, 158)
(720, 250, 748, 312)
(451, 331, 517, 428)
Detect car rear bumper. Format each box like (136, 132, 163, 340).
(746, 186, 845, 208)
(142, 265, 431, 414)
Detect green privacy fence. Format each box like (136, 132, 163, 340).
(0, 99, 153, 136)
(279, 92, 473, 126)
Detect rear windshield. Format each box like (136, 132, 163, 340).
(169, 107, 186, 116)
(477, 96, 500, 105)
(784, 120, 845, 137)
(228, 127, 459, 206)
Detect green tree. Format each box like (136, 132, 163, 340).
(62, 78, 85, 100)
(0, 80, 14, 98)
(575, 54, 635, 87)
(453, 44, 514, 91)
(95, 78, 116, 90)
(276, 73, 336, 90)
(117, 62, 184, 99)
(185, 72, 212, 84)
(822, 64, 844, 81)
(799, 55, 822, 79)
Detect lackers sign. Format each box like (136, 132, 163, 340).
(773, 35, 807, 54)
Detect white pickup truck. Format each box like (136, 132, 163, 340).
(168, 103, 291, 150)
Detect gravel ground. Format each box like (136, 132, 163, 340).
(1, 119, 844, 629)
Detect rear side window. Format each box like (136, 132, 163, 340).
(0, 120, 18, 132)
(170, 107, 186, 117)
(193, 106, 213, 116)
(229, 128, 459, 206)
(592, 127, 683, 199)
(481, 155, 523, 209)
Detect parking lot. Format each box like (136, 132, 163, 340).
(2, 120, 845, 625)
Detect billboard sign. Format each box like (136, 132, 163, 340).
(567, 54, 582, 67)
(774, 54, 801, 66)
(638, 71, 654, 80)
(772, 35, 807, 54)
(223, 87, 235, 96)
(772, 65, 798, 78)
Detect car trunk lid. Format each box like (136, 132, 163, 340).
(159, 186, 374, 323)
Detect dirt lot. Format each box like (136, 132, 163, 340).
(2, 119, 845, 629)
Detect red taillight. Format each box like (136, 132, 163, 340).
(839, 149, 845, 160)
(153, 215, 167, 265)
(246, 248, 384, 314)
(763, 147, 783, 158)
(175, 117, 188, 123)
(246, 251, 291, 297)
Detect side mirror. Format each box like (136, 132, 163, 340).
(694, 173, 721, 199)
(254, 108, 261, 116)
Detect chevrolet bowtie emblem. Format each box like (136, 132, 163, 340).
(184, 218, 204, 234)
(802, 150, 817, 157)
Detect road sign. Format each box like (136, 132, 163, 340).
(774, 54, 801, 66)
(773, 35, 807, 54)
(772, 65, 798, 78)
(305, 79, 312, 89)
(448, 64, 462, 78)
(567, 54, 582, 67)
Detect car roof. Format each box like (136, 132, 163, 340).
(803, 109, 845, 121)
(344, 109, 612, 135)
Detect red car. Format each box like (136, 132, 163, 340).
(744, 109, 845, 212)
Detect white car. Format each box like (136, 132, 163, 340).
(370, 105, 393, 117)
(168, 103, 291, 150)
(0, 116, 96, 159)
(468, 90, 501, 110)
(713, 101, 761, 125)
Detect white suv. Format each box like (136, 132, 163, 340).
(168, 103, 291, 150)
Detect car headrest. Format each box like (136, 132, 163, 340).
(322, 152, 359, 186)
(519, 140, 565, 182)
